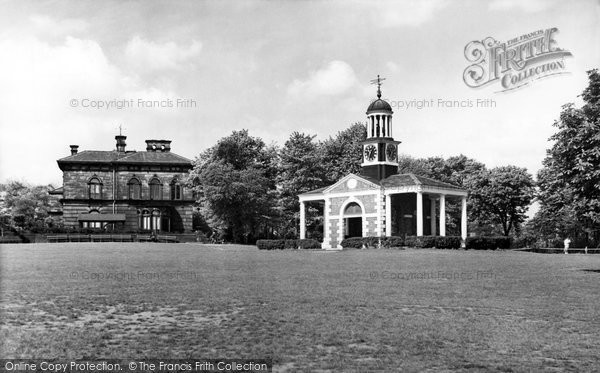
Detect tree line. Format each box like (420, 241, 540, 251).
(1, 69, 598, 247)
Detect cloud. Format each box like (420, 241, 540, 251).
(29, 14, 88, 37)
(287, 60, 359, 98)
(367, 0, 447, 28)
(488, 0, 553, 13)
(0, 31, 178, 184)
(124, 36, 202, 72)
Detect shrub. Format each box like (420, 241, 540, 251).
(434, 236, 462, 249)
(381, 236, 405, 248)
(256, 239, 321, 250)
(340, 237, 368, 249)
(465, 236, 511, 250)
(256, 239, 285, 250)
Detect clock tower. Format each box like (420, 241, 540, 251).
(360, 76, 400, 180)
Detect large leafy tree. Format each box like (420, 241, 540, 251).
(188, 130, 278, 243)
(319, 122, 367, 183)
(277, 132, 327, 238)
(468, 166, 535, 236)
(536, 69, 600, 242)
(0, 181, 53, 230)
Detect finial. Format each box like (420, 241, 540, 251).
(370, 75, 386, 99)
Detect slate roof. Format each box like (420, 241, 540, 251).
(300, 173, 465, 196)
(381, 173, 464, 190)
(57, 150, 192, 165)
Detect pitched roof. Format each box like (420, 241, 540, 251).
(115, 151, 192, 164)
(57, 150, 192, 166)
(381, 173, 464, 190)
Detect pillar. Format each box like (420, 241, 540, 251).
(388, 116, 392, 137)
(385, 194, 392, 237)
(439, 194, 446, 237)
(416, 192, 423, 236)
(461, 196, 467, 241)
(430, 197, 436, 236)
(299, 201, 306, 239)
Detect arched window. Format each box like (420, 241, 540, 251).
(344, 202, 362, 216)
(141, 209, 151, 230)
(128, 178, 141, 199)
(88, 177, 102, 199)
(149, 178, 162, 200)
(170, 179, 182, 200)
(152, 210, 161, 231)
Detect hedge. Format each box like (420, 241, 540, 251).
(340, 236, 406, 249)
(404, 236, 462, 249)
(256, 239, 321, 250)
(465, 236, 511, 250)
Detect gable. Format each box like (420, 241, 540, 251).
(324, 174, 380, 195)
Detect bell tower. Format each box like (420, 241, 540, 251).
(360, 75, 400, 180)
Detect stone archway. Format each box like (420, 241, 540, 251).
(343, 202, 363, 238)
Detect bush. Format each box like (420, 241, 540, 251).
(340, 237, 368, 249)
(256, 239, 321, 250)
(434, 236, 462, 249)
(256, 239, 285, 250)
(465, 236, 511, 250)
(381, 236, 405, 248)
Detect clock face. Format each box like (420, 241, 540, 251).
(386, 144, 397, 161)
(364, 145, 377, 161)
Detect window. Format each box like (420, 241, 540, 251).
(141, 209, 151, 230)
(149, 178, 162, 200)
(82, 210, 102, 229)
(88, 177, 102, 199)
(170, 180, 182, 200)
(140, 209, 161, 231)
(128, 178, 141, 199)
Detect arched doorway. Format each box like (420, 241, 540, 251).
(343, 202, 363, 238)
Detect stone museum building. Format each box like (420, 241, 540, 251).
(50, 135, 195, 232)
(299, 83, 468, 249)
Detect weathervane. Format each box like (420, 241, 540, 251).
(117, 124, 126, 136)
(370, 75, 386, 99)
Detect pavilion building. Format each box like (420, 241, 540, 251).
(298, 83, 468, 249)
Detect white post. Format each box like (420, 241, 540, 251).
(430, 197, 437, 236)
(385, 194, 392, 237)
(299, 201, 306, 239)
(416, 192, 423, 236)
(461, 196, 467, 241)
(439, 194, 446, 237)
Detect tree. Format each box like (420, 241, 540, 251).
(319, 122, 367, 183)
(277, 132, 327, 238)
(188, 130, 278, 243)
(0, 180, 53, 230)
(536, 69, 600, 243)
(468, 166, 535, 236)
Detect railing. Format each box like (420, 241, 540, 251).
(46, 234, 178, 243)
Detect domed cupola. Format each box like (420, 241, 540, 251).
(360, 75, 401, 181)
(366, 75, 393, 138)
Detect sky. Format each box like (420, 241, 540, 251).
(0, 0, 598, 187)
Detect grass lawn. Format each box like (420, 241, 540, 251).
(1, 243, 600, 372)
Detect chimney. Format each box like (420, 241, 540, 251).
(145, 139, 171, 152)
(115, 135, 127, 152)
(70, 145, 79, 155)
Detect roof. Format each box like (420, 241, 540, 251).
(77, 213, 126, 222)
(381, 173, 464, 190)
(48, 186, 64, 195)
(57, 150, 192, 166)
(300, 172, 465, 197)
(367, 99, 393, 114)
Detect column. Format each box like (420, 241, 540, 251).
(299, 201, 306, 239)
(416, 192, 423, 236)
(388, 116, 392, 137)
(439, 194, 446, 236)
(461, 196, 468, 241)
(430, 197, 436, 236)
(385, 194, 392, 237)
